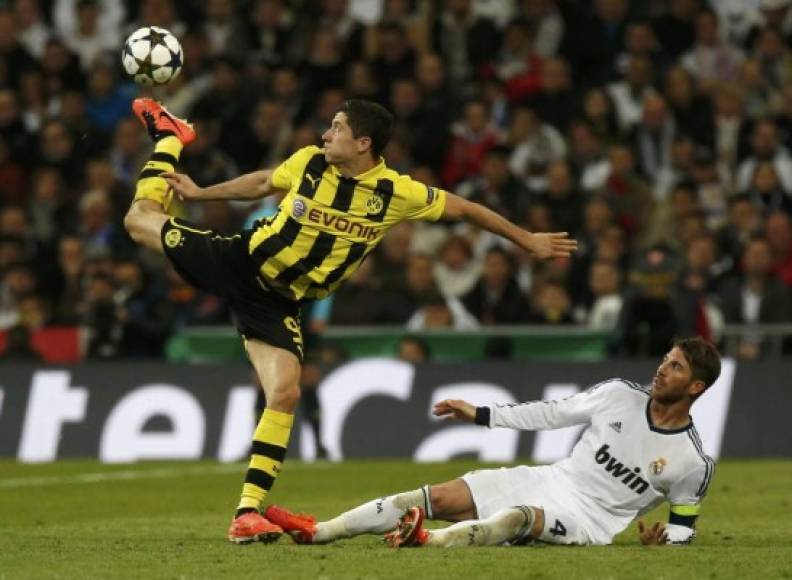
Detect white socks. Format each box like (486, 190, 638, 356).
(314, 486, 431, 543)
(426, 507, 534, 547)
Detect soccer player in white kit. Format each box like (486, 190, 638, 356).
(264, 337, 720, 548)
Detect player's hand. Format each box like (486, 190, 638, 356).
(162, 172, 203, 201)
(519, 232, 578, 260)
(637, 520, 668, 546)
(433, 399, 476, 422)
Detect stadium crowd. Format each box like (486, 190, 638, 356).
(1, 0, 792, 361)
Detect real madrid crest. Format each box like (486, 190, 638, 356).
(164, 228, 182, 248)
(649, 457, 667, 475)
(366, 194, 384, 214)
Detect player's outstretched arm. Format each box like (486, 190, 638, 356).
(162, 169, 281, 201)
(441, 193, 578, 259)
(433, 399, 477, 422)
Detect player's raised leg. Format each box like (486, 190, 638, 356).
(228, 339, 302, 544)
(124, 98, 196, 252)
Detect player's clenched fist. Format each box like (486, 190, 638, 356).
(433, 399, 476, 422)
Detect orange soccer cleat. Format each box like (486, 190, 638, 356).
(384, 506, 430, 548)
(132, 98, 196, 145)
(263, 505, 318, 544)
(227, 511, 283, 545)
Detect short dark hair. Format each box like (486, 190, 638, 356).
(673, 337, 721, 396)
(337, 99, 393, 158)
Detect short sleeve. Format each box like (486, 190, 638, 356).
(398, 176, 447, 222)
(271, 146, 321, 192)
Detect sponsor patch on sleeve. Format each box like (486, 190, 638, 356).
(426, 186, 436, 205)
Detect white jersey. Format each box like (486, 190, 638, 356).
(485, 379, 714, 543)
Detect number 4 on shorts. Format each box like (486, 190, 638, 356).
(550, 519, 567, 537)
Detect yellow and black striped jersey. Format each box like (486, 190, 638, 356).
(248, 145, 447, 301)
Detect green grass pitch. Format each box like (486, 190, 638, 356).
(1, 459, 790, 579)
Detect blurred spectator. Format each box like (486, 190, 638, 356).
(580, 259, 624, 331)
(530, 56, 576, 133)
(60, 0, 120, 72)
(397, 335, 431, 363)
(579, 87, 620, 142)
(613, 246, 681, 355)
(84, 58, 134, 134)
(81, 271, 121, 358)
(190, 57, 258, 164)
(653, 0, 698, 61)
(456, 145, 528, 221)
(406, 290, 479, 330)
(736, 118, 792, 193)
(51, 235, 84, 324)
(563, 0, 631, 86)
(327, 256, 383, 325)
(412, 53, 457, 168)
(690, 147, 729, 230)
(653, 135, 696, 202)
(527, 281, 573, 324)
(114, 260, 173, 357)
(718, 236, 791, 359)
(567, 120, 610, 192)
(14, 0, 51, 60)
(538, 159, 584, 236)
(739, 58, 781, 119)
(433, 235, 481, 298)
(766, 210, 792, 287)
(607, 54, 657, 134)
(519, 0, 564, 58)
(507, 105, 566, 190)
(368, 20, 416, 94)
(681, 8, 745, 94)
(165, 264, 230, 328)
(247, 0, 296, 66)
(630, 94, 676, 184)
(597, 143, 655, 238)
(0, 261, 38, 329)
(492, 17, 543, 103)
(199, 0, 249, 60)
(719, 194, 764, 265)
(431, 0, 500, 87)
(442, 98, 501, 187)
(663, 66, 711, 145)
(462, 246, 528, 324)
(0, 8, 39, 90)
(747, 160, 792, 215)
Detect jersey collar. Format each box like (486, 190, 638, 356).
(645, 400, 693, 434)
(330, 156, 387, 181)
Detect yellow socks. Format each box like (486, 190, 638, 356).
(237, 408, 294, 513)
(133, 136, 183, 211)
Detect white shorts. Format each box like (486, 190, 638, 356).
(461, 464, 615, 546)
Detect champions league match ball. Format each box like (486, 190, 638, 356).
(122, 26, 183, 86)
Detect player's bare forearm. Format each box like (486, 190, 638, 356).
(433, 399, 477, 422)
(441, 193, 577, 260)
(163, 170, 281, 201)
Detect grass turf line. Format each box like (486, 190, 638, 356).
(0, 459, 790, 580)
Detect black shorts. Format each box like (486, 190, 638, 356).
(161, 217, 304, 360)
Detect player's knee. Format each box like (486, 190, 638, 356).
(268, 384, 301, 412)
(124, 202, 155, 243)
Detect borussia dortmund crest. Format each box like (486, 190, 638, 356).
(366, 194, 384, 214)
(164, 228, 182, 248)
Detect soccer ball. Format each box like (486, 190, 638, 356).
(122, 26, 183, 86)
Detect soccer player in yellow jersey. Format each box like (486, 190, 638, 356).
(124, 97, 578, 545)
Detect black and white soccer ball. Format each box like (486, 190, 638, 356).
(121, 26, 183, 86)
